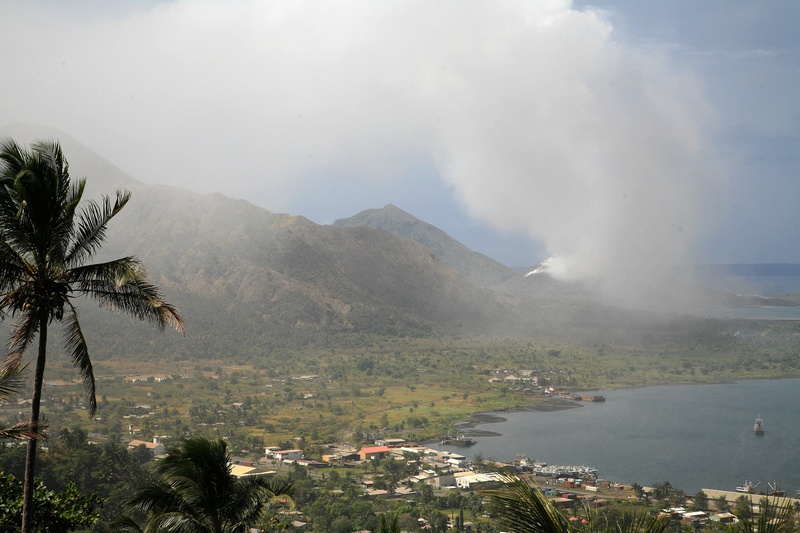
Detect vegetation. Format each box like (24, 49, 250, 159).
(0, 355, 39, 440)
(1, 435, 799, 532)
(484, 475, 669, 533)
(0, 139, 184, 532)
(0, 472, 104, 531)
(117, 436, 293, 533)
(0, 139, 798, 531)
(1, 326, 799, 457)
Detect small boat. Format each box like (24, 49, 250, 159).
(754, 417, 765, 435)
(440, 434, 476, 446)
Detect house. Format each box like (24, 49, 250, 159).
(264, 446, 281, 458)
(710, 513, 737, 524)
(271, 449, 304, 462)
(128, 437, 166, 457)
(358, 445, 391, 460)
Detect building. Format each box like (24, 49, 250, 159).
(454, 472, 505, 490)
(710, 513, 737, 524)
(358, 445, 391, 460)
(128, 437, 166, 457)
(271, 449, 304, 462)
(322, 451, 361, 464)
(375, 438, 406, 447)
(424, 473, 456, 489)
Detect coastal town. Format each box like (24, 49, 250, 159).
(155, 434, 797, 531)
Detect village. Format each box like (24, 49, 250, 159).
(125, 433, 799, 531)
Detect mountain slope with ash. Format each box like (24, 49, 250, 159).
(333, 204, 519, 288)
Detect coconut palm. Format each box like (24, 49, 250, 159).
(484, 475, 574, 533)
(118, 436, 294, 533)
(0, 139, 185, 532)
(484, 475, 669, 533)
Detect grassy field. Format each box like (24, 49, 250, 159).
(5, 320, 799, 458)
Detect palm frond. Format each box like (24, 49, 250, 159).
(0, 238, 29, 292)
(125, 437, 293, 532)
(66, 189, 130, 267)
(71, 258, 185, 333)
(0, 353, 26, 399)
(62, 302, 97, 415)
(8, 311, 39, 358)
(729, 496, 798, 533)
(0, 421, 45, 441)
(127, 479, 192, 516)
(0, 355, 46, 440)
(0, 139, 28, 177)
(108, 514, 145, 533)
(483, 475, 574, 533)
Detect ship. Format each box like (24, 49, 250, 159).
(767, 482, 785, 497)
(736, 480, 759, 493)
(440, 434, 476, 446)
(754, 417, 765, 435)
(576, 395, 606, 402)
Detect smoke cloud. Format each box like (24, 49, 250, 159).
(0, 0, 722, 301)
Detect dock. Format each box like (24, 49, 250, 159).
(702, 488, 800, 507)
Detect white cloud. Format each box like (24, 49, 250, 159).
(0, 0, 726, 298)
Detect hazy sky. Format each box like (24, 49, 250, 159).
(1, 1, 798, 293)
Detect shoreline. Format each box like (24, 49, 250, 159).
(452, 398, 581, 437)
(445, 376, 796, 438)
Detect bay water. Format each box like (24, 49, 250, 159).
(444, 379, 800, 493)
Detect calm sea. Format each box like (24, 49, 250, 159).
(443, 379, 800, 494)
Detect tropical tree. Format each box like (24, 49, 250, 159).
(483, 476, 574, 533)
(117, 436, 294, 533)
(728, 496, 797, 533)
(0, 139, 185, 532)
(690, 490, 708, 512)
(733, 496, 754, 521)
(0, 472, 104, 531)
(483, 475, 669, 533)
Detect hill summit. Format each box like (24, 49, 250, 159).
(333, 204, 519, 288)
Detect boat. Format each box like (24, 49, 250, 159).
(767, 482, 785, 496)
(736, 480, 759, 493)
(440, 434, 476, 446)
(754, 417, 765, 435)
(577, 395, 606, 402)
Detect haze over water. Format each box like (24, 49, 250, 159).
(445, 379, 800, 493)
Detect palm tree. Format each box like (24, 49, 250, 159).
(484, 475, 669, 533)
(483, 475, 573, 533)
(118, 436, 294, 533)
(0, 139, 185, 533)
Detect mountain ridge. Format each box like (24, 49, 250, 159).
(1, 124, 797, 363)
(333, 204, 520, 288)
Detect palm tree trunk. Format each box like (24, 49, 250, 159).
(21, 316, 47, 533)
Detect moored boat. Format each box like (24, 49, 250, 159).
(440, 434, 476, 446)
(736, 480, 759, 493)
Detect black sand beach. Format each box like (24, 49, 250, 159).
(452, 398, 581, 437)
